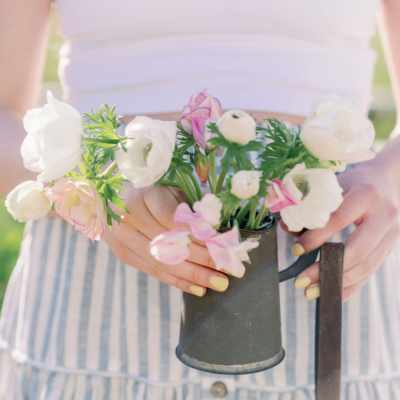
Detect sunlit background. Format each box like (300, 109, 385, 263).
(0, 14, 397, 306)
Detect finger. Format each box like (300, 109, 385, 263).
(294, 262, 319, 289)
(344, 211, 394, 269)
(122, 193, 215, 269)
(122, 191, 166, 238)
(112, 222, 232, 289)
(105, 233, 207, 297)
(343, 223, 399, 289)
(294, 187, 373, 254)
(143, 186, 180, 229)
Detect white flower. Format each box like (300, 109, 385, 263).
(217, 110, 256, 145)
(231, 170, 262, 199)
(193, 193, 222, 227)
(300, 100, 375, 164)
(280, 164, 343, 232)
(21, 92, 83, 182)
(115, 116, 177, 188)
(5, 181, 52, 223)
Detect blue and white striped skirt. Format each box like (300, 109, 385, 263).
(1, 217, 400, 399)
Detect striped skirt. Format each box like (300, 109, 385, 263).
(1, 217, 400, 399)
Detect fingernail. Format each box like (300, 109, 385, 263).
(292, 243, 305, 257)
(189, 285, 206, 297)
(306, 284, 320, 300)
(295, 276, 311, 289)
(223, 266, 245, 279)
(210, 276, 229, 292)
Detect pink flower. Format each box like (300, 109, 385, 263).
(150, 229, 191, 265)
(174, 194, 222, 241)
(206, 227, 260, 278)
(48, 179, 106, 240)
(265, 179, 302, 213)
(180, 90, 223, 148)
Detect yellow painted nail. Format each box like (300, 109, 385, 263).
(189, 285, 206, 297)
(294, 276, 311, 289)
(306, 285, 320, 301)
(210, 276, 229, 292)
(292, 243, 305, 257)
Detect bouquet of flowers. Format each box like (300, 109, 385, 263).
(6, 90, 375, 277)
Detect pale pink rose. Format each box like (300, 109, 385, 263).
(205, 226, 260, 278)
(180, 90, 223, 148)
(174, 194, 222, 241)
(48, 179, 106, 240)
(265, 179, 302, 213)
(150, 229, 191, 265)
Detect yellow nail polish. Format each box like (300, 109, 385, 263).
(295, 276, 311, 289)
(306, 285, 320, 300)
(292, 243, 305, 257)
(210, 276, 229, 292)
(189, 285, 206, 297)
(223, 266, 245, 279)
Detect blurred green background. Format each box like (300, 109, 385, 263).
(0, 19, 397, 307)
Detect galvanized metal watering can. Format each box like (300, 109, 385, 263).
(175, 217, 320, 374)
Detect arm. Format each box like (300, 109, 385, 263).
(0, 0, 51, 194)
(375, 0, 400, 181)
(292, 0, 400, 301)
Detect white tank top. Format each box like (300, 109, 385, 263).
(55, 0, 379, 116)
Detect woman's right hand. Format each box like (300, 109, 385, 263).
(103, 186, 232, 297)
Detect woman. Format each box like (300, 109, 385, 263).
(1, 0, 400, 398)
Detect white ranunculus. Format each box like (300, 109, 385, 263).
(5, 181, 52, 223)
(300, 100, 375, 164)
(280, 164, 343, 232)
(217, 110, 256, 145)
(21, 92, 83, 182)
(115, 116, 177, 188)
(193, 193, 222, 227)
(231, 170, 262, 199)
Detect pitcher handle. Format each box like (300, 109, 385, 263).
(279, 248, 320, 282)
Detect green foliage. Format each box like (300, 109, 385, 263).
(79, 106, 128, 225)
(258, 119, 322, 180)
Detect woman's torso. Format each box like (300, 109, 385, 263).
(55, 0, 379, 116)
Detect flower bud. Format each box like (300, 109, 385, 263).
(231, 170, 261, 199)
(217, 110, 256, 145)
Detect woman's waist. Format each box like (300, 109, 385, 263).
(60, 34, 376, 116)
(121, 110, 306, 125)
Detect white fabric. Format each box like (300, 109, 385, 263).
(54, 0, 379, 115)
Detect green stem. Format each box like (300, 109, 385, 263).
(254, 206, 269, 229)
(188, 173, 202, 201)
(236, 202, 251, 227)
(246, 198, 258, 229)
(208, 150, 217, 193)
(215, 166, 228, 193)
(100, 161, 118, 177)
(176, 170, 196, 205)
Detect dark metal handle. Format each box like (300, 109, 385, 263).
(279, 248, 320, 282)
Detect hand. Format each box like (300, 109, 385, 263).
(292, 158, 400, 301)
(103, 186, 232, 297)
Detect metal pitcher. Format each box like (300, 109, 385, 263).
(175, 218, 319, 374)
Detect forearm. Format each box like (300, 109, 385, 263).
(0, 109, 34, 195)
(379, 0, 400, 129)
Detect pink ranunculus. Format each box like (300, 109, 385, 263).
(265, 179, 302, 213)
(174, 194, 222, 241)
(180, 90, 223, 148)
(205, 226, 260, 278)
(150, 229, 191, 265)
(48, 178, 106, 241)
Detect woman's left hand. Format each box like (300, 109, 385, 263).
(292, 157, 400, 301)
